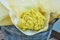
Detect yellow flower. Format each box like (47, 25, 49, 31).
(17, 9, 46, 31)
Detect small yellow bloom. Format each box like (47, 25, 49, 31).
(17, 9, 46, 31)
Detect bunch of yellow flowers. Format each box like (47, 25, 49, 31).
(17, 9, 46, 31)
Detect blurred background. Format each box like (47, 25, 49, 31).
(0, 19, 60, 40)
(50, 19, 60, 40)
